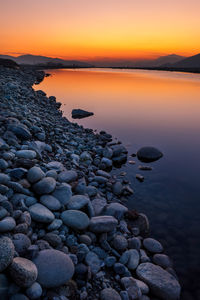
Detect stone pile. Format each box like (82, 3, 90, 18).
(0, 66, 181, 300)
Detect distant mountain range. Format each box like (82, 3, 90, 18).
(0, 53, 200, 70)
(0, 54, 93, 68)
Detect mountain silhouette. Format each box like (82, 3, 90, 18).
(172, 53, 200, 68)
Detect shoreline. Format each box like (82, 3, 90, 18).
(0, 66, 181, 300)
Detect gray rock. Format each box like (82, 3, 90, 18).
(89, 216, 118, 233)
(101, 288, 121, 300)
(33, 177, 56, 195)
(96, 170, 111, 178)
(153, 254, 172, 269)
(33, 249, 74, 288)
(113, 181, 123, 196)
(135, 279, 149, 294)
(0, 207, 8, 220)
(46, 161, 64, 171)
(8, 124, 32, 140)
(61, 210, 89, 230)
(0, 237, 14, 271)
(103, 203, 128, 220)
(58, 170, 78, 183)
(85, 251, 101, 274)
(91, 197, 107, 216)
(9, 257, 38, 287)
(47, 219, 63, 231)
(27, 167, 45, 183)
(128, 237, 141, 250)
(52, 183, 72, 205)
(0, 173, 10, 184)
(0, 217, 16, 232)
(16, 150, 36, 159)
(13, 234, 31, 256)
(121, 277, 142, 300)
(127, 249, 140, 270)
(72, 109, 94, 119)
(137, 147, 163, 162)
(67, 195, 89, 210)
(26, 282, 42, 299)
(29, 203, 55, 223)
(143, 238, 163, 253)
(105, 256, 116, 267)
(136, 263, 181, 300)
(113, 235, 128, 252)
(40, 195, 61, 211)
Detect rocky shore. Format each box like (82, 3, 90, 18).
(0, 66, 181, 300)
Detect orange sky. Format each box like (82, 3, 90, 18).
(1, 0, 200, 61)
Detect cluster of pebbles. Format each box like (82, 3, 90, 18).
(0, 66, 181, 300)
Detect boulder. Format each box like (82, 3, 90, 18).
(137, 147, 163, 162)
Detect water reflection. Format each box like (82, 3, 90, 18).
(38, 68, 200, 299)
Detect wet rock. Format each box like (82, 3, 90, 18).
(9, 257, 38, 287)
(137, 147, 163, 162)
(61, 210, 90, 230)
(29, 203, 55, 223)
(33, 177, 56, 194)
(89, 216, 118, 233)
(143, 238, 163, 253)
(136, 263, 181, 300)
(0, 236, 15, 271)
(33, 249, 74, 288)
(72, 109, 94, 119)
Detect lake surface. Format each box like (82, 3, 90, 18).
(38, 68, 200, 299)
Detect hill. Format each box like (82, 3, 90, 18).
(172, 53, 200, 68)
(0, 58, 19, 69)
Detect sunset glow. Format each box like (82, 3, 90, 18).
(1, 0, 200, 60)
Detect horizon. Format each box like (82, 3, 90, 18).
(1, 0, 200, 62)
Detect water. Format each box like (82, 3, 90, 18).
(38, 68, 200, 299)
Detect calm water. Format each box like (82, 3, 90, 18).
(38, 68, 200, 299)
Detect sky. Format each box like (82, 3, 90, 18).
(0, 0, 200, 61)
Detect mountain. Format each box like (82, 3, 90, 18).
(0, 54, 93, 68)
(171, 53, 200, 68)
(0, 58, 19, 69)
(151, 54, 185, 67)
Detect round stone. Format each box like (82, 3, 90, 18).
(101, 288, 121, 300)
(57, 170, 78, 183)
(16, 150, 36, 160)
(127, 249, 140, 270)
(33, 177, 56, 195)
(61, 210, 89, 230)
(27, 167, 45, 183)
(153, 254, 172, 269)
(26, 282, 42, 299)
(52, 183, 72, 205)
(136, 262, 181, 300)
(13, 233, 31, 256)
(67, 195, 89, 210)
(113, 235, 128, 252)
(0, 237, 15, 271)
(143, 238, 163, 253)
(0, 217, 16, 232)
(89, 216, 118, 233)
(29, 203, 55, 223)
(33, 249, 74, 288)
(9, 257, 38, 288)
(40, 195, 61, 211)
(137, 147, 163, 162)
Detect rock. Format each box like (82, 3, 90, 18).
(46, 161, 64, 171)
(58, 170, 78, 183)
(16, 150, 36, 159)
(103, 203, 128, 220)
(101, 288, 121, 300)
(40, 195, 61, 211)
(113, 181, 123, 196)
(135, 279, 149, 294)
(8, 124, 31, 140)
(91, 197, 107, 216)
(113, 235, 128, 252)
(52, 183, 72, 205)
(29, 203, 55, 223)
(130, 213, 149, 236)
(121, 277, 142, 300)
(33, 177, 56, 194)
(61, 210, 90, 230)
(105, 256, 116, 267)
(85, 251, 101, 274)
(27, 167, 45, 183)
(143, 238, 163, 253)
(13, 234, 31, 256)
(26, 282, 42, 299)
(127, 249, 140, 270)
(89, 216, 118, 233)
(33, 249, 74, 288)
(96, 170, 111, 178)
(0, 173, 10, 184)
(72, 109, 94, 119)
(9, 257, 38, 287)
(9, 168, 27, 180)
(136, 263, 181, 300)
(136, 174, 144, 182)
(67, 195, 89, 210)
(153, 254, 172, 269)
(0, 217, 16, 232)
(10, 294, 29, 300)
(0, 237, 14, 271)
(0, 207, 8, 220)
(137, 147, 163, 162)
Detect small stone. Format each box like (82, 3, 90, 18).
(57, 170, 78, 183)
(13, 234, 31, 256)
(136, 174, 144, 182)
(9, 257, 38, 288)
(143, 238, 163, 253)
(16, 150, 36, 159)
(137, 147, 163, 162)
(61, 210, 89, 230)
(153, 254, 172, 268)
(0, 237, 15, 271)
(52, 183, 72, 205)
(0, 217, 16, 232)
(29, 203, 55, 223)
(33, 177, 56, 195)
(105, 256, 116, 267)
(113, 235, 128, 252)
(127, 249, 140, 270)
(101, 288, 121, 300)
(26, 282, 42, 299)
(67, 195, 89, 210)
(85, 251, 101, 274)
(103, 203, 128, 220)
(40, 195, 61, 211)
(27, 167, 45, 183)
(89, 216, 118, 233)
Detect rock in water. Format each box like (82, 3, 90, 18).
(136, 262, 181, 300)
(33, 249, 74, 288)
(137, 147, 163, 162)
(0, 237, 15, 271)
(72, 109, 94, 119)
